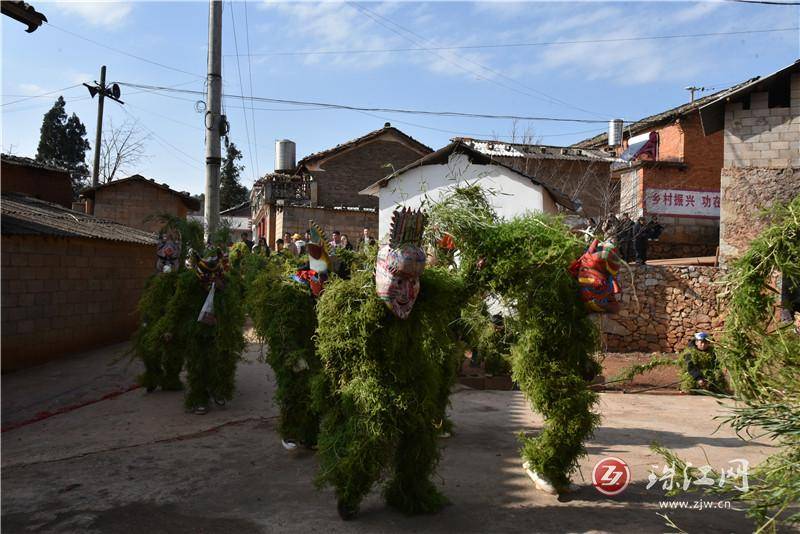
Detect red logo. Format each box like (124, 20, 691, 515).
(592, 457, 631, 496)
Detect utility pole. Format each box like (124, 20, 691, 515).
(84, 65, 123, 193)
(684, 85, 706, 103)
(91, 66, 106, 188)
(204, 0, 223, 242)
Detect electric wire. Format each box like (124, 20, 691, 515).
(243, 0, 261, 181)
(117, 82, 616, 123)
(228, 0, 257, 183)
(227, 26, 799, 57)
(1, 84, 83, 107)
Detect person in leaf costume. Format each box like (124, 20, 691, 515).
(314, 208, 468, 519)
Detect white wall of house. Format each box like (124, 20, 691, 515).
(373, 153, 556, 239)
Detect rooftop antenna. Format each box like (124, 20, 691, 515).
(685, 86, 707, 103)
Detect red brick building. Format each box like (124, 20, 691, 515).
(1, 154, 73, 208)
(574, 87, 747, 259)
(80, 174, 200, 233)
(2, 192, 156, 371)
(252, 123, 432, 246)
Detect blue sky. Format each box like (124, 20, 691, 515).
(2, 1, 798, 195)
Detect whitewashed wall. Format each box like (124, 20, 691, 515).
(375, 153, 555, 239)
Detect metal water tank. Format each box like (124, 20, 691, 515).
(608, 119, 624, 147)
(275, 139, 296, 171)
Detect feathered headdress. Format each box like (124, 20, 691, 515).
(388, 207, 426, 248)
(307, 220, 332, 273)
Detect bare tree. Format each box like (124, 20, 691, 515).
(99, 118, 150, 183)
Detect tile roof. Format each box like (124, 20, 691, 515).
(80, 174, 201, 211)
(572, 77, 758, 149)
(454, 138, 618, 162)
(1, 153, 69, 173)
(360, 140, 576, 211)
(2, 193, 157, 245)
(297, 123, 433, 167)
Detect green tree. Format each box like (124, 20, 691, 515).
(36, 96, 91, 196)
(219, 142, 249, 210)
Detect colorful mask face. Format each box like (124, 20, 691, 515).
(376, 243, 426, 319)
(568, 239, 622, 313)
(193, 248, 229, 291)
(156, 235, 181, 273)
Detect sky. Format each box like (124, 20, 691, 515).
(2, 1, 798, 195)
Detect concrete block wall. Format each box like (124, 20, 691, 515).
(648, 215, 719, 259)
(601, 265, 726, 353)
(1, 235, 154, 371)
(723, 73, 800, 168)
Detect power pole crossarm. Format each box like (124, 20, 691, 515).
(204, 0, 223, 242)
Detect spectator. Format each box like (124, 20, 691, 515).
(283, 232, 296, 256)
(617, 213, 634, 262)
(304, 230, 312, 243)
(329, 230, 343, 253)
(340, 234, 354, 251)
(252, 237, 271, 257)
(633, 216, 649, 264)
(292, 233, 306, 255)
(647, 214, 664, 241)
(602, 214, 619, 239)
(276, 238, 285, 254)
(241, 233, 254, 250)
(358, 227, 373, 250)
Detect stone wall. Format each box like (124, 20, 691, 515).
(1, 235, 154, 371)
(601, 265, 726, 353)
(719, 166, 800, 260)
(723, 73, 800, 168)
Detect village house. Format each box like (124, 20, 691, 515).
(573, 85, 751, 260)
(1, 154, 73, 207)
(454, 138, 617, 217)
(251, 123, 432, 245)
(1, 196, 156, 371)
(360, 140, 575, 238)
(79, 174, 200, 233)
(696, 59, 800, 261)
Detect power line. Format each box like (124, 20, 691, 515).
(117, 82, 615, 123)
(228, 1, 257, 183)
(348, 2, 608, 119)
(243, 0, 261, 181)
(227, 26, 799, 57)
(45, 22, 205, 79)
(1, 84, 83, 107)
(120, 105, 202, 170)
(726, 0, 800, 5)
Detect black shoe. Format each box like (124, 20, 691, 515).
(337, 500, 358, 521)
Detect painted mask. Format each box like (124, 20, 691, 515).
(156, 234, 181, 273)
(375, 208, 427, 319)
(568, 238, 622, 313)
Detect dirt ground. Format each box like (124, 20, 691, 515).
(1, 341, 778, 534)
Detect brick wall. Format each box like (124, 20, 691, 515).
(723, 73, 800, 168)
(309, 137, 428, 209)
(494, 156, 615, 217)
(1, 161, 73, 207)
(600, 265, 725, 353)
(1, 235, 154, 371)
(719, 166, 800, 260)
(93, 181, 189, 232)
(275, 205, 377, 245)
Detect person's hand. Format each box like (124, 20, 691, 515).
(697, 379, 706, 388)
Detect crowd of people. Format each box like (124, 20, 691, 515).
(585, 213, 664, 264)
(239, 227, 377, 259)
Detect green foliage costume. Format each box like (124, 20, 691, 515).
(427, 187, 601, 492)
(314, 267, 467, 518)
(249, 260, 321, 447)
(134, 217, 246, 411)
(678, 343, 726, 393)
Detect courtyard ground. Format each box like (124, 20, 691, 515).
(1, 341, 777, 533)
